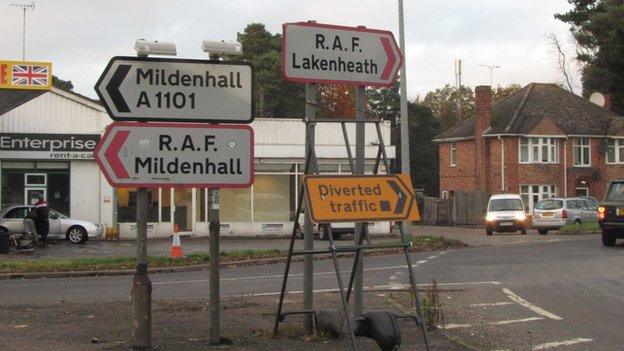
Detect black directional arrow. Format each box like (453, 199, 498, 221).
(105, 64, 131, 113)
(387, 180, 406, 214)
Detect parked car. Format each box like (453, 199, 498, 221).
(532, 197, 598, 235)
(580, 196, 599, 208)
(598, 180, 624, 246)
(0, 205, 103, 244)
(485, 194, 528, 236)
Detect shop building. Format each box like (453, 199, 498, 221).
(1, 88, 394, 238)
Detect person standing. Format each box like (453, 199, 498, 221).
(34, 197, 49, 245)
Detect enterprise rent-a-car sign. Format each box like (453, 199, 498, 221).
(0, 133, 100, 160)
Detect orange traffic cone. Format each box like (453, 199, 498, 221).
(170, 224, 184, 259)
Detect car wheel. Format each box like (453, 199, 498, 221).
(67, 226, 87, 244)
(538, 229, 548, 235)
(520, 228, 527, 235)
(602, 230, 616, 247)
(486, 229, 493, 236)
(294, 224, 304, 240)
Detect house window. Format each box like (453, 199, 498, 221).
(606, 139, 624, 164)
(519, 137, 558, 163)
(573, 138, 590, 166)
(450, 142, 457, 166)
(520, 184, 557, 212)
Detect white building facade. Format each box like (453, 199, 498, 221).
(0, 88, 395, 238)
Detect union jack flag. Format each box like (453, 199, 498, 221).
(12, 65, 49, 86)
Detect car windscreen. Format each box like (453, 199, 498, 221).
(606, 182, 624, 202)
(489, 199, 523, 211)
(535, 200, 563, 210)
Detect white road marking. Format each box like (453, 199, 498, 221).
(469, 302, 513, 307)
(443, 317, 543, 329)
(427, 255, 438, 259)
(153, 264, 417, 285)
(221, 281, 503, 298)
(416, 260, 428, 264)
(439, 251, 448, 255)
(502, 288, 562, 320)
(531, 338, 593, 350)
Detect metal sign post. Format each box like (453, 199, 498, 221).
(132, 187, 151, 349)
(208, 188, 220, 344)
(353, 86, 365, 317)
(303, 82, 316, 334)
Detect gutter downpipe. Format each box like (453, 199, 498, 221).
(563, 138, 567, 196)
(498, 135, 505, 192)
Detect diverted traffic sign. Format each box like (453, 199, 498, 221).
(95, 57, 253, 123)
(304, 174, 419, 222)
(94, 122, 254, 188)
(282, 22, 402, 87)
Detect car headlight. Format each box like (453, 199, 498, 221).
(485, 213, 496, 222)
(515, 213, 527, 221)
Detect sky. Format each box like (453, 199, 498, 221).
(0, 0, 581, 101)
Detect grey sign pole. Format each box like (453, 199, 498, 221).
(353, 86, 366, 317)
(131, 49, 152, 349)
(132, 187, 151, 349)
(208, 188, 221, 344)
(303, 82, 316, 334)
(398, 0, 412, 237)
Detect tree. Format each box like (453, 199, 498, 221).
(317, 84, 356, 118)
(237, 23, 304, 117)
(366, 81, 400, 121)
(492, 84, 522, 103)
(52, 75, 73, 91)
(422, 84, 474, 131)
(408, 103, 441, 196)
(556, 0, 624, 113)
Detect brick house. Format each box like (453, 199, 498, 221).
(433, 83, 624, 211)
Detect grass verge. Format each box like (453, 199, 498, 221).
(0, 236, 469, 274)
(0, 249, 284, 274)
(557, 222, 600, 235)
(411, 235, 469, 250)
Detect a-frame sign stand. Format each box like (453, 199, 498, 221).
(272, 114, 431, 351)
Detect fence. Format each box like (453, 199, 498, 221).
(422, 190, 489, 226)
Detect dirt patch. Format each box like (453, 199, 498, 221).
(0, 293, 471, 350)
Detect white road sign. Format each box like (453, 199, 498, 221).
(95, 57, 253, 123)
(282, 22, 402, 87)
(94, 122, 254, 188)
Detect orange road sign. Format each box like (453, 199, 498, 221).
(304, 174, 420, 222)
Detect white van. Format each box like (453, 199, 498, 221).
(485, 194, 528, 236)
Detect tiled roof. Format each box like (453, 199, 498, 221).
(434, 83, 624, 141)
(0, 89, 47, 115)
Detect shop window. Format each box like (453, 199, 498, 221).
(25, 174, 46, 186)
(161, 188, 171, 222)
(1, 172, 25, 206)
(253, 175, 292, 222)
(196, 188, 208, 222)
(220, 187, 251, 222)
(116, 188, 159, 222)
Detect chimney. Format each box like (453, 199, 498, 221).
(604, 94, 612, 111)
(474, 85, 492, 134)
(474, 85, 491, 192)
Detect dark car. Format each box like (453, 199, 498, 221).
(598, 180, 624, 246)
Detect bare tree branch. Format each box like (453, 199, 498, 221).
(547, 32, 576, 93)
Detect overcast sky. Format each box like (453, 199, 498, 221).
(0, 0, 581, 101)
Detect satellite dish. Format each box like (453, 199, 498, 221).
(589, 92, 606, 107)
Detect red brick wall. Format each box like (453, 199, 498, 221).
(439, 140, 477, 195)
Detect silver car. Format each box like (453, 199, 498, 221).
(0, 205, 103, 244)
(532, 197, 598, 235)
